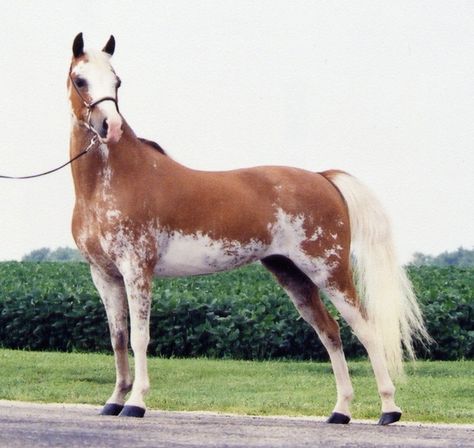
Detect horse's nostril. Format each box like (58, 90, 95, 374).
(98, 119, 109, 139)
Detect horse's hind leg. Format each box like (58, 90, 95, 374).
(323, 270, 402, 425)
(90, 266, 132, 416)
(262, 255, 353, 423)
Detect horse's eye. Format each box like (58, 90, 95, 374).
(75, 77, 86, 88)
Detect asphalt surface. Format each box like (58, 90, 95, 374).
(0, 401, 472, 448)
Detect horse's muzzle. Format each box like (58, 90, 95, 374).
(102, 119, 123, 144)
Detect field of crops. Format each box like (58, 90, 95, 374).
(0, 262, 472, 360)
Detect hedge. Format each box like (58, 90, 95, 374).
(0, 262, 472, 360)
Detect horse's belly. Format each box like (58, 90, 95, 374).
(154, 231, 267, 277)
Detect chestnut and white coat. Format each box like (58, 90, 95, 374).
(68, 33, 429, 423)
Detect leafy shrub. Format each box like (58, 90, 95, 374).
(0, 263, 107, 351)
(0, 262, 472, 360)
(408, 266, 473, 359)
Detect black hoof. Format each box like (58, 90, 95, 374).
(378, 411, 402, 425)
(100, 403, 124, 416)
(119, 405, 146, 418)
(326, 412, 351, 424)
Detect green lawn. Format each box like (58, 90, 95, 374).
(0, 349, 472, 424)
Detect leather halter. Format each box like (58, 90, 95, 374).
(68, 67, 120, 137)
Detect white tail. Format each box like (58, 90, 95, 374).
(328, 172, 430, 376)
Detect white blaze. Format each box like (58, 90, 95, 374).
(71, 50, 122, 143)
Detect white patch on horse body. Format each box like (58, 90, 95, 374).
(100, 167, 113, 201)
(154, 231, 265, 277)
(101, 226, 148, 262)
(106, 209, 121, 220)
(330, 232, 338, 240)
(309, 226, 323, 241)
(94, 206, 340, 287)
(268, 208, 337, 287)
(100, 224, 155, 292)
(101, 167, 113, 193)
(100, 143, 110, 159)
(99, 164, 121, 223)
(269, 208, 307, 253)
(325, 245, 343, 259)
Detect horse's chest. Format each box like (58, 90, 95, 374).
(73, 202, 120, 263)
(72, 212, 105, 263)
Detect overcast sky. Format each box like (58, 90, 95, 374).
(0, 1, 473, 263)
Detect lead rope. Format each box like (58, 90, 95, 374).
(0, 135, 99, 180)
(1, 68, 119, 180)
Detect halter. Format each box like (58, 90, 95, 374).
(68, 68, 120, 138)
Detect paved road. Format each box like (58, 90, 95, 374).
(0, 401, 472, 448)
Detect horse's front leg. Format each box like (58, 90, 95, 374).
(90, 266, 132, 416)
(119, 264, 154, 418)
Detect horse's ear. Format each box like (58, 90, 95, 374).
(72, 32, 84, 58)
(102, 35, 115, 56)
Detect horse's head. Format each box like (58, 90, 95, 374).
(69, 33, 123, 144)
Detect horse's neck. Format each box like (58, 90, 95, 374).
(70, 120, 140, 199)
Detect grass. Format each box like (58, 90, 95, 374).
(0, 348, 472, 424)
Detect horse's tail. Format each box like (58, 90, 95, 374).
(322, 170, 430, 376)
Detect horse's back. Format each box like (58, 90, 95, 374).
(153, 163, 347, 238)
(152, 164, 351, 278)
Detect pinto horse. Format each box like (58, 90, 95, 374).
(68, 33, 428, 424)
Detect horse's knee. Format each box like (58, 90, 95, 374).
(111, 329, 128, 352)
(130, 332, 150, 353)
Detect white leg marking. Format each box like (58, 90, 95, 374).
(286, 290, 353, 417)
(322, 336, 354, 417)
(325, 287, 401, 414)
(90, 266, 132, 405)
(122, 265, 151, 410)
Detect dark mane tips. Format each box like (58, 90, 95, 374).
(138, 138, 167, 156)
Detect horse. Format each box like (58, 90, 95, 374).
(68, 33, 429, 424)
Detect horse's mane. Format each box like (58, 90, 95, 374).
(138, 137, 167, 156)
